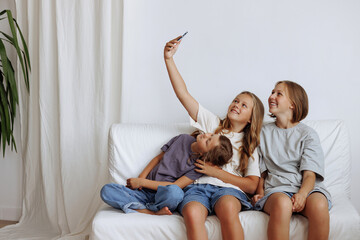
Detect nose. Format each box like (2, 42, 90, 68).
(232, 102, 239, 108)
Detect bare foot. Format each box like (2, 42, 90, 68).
(155, 207, 172, 215)
(136, 207, 172, 215)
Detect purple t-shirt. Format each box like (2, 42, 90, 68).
(146, 134, 203, 182)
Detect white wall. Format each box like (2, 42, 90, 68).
(0, 0, 23, 221)
(1, 0, 359, 221)
(121, 0, 360, 213)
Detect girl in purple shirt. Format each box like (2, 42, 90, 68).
(101, 131, 232, 215)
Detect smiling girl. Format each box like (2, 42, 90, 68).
(253, 81, 331, 240)
(164, 36, 264, 240)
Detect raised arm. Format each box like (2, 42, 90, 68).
(164, 37, 199, 121)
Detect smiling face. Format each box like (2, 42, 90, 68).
(268, 83, 294, 118)
(194, 133, 220, 154)
(227, 93, 254, 126)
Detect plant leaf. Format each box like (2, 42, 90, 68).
(14, 19, 31, 72)
(6, 10, 29, 92)
(0, 9, 30, 156)
(0, 31, 14, 41)
(0, 72, 11, 141)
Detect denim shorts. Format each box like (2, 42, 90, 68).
(178, 184, 253, 215)
(254, 190, 332, 211)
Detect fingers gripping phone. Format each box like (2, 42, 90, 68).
(177, 31, 188, 41)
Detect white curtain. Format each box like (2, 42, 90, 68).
(0, 0, 123, 239)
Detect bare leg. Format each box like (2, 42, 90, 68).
(300, 192, 329, 240)
(136, 206, 172, 215)
(214, 195, 243, 240)
(263, 193, 293, 240)
(182, 202, 208, 240)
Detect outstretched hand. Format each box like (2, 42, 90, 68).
(194, 159, 221, 177)
(164, 36, 182, 60)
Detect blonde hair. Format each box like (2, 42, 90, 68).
(214, 91, 264, 174)
(270, 81, 308, 123)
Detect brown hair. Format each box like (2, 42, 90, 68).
(270, 81, 308, 123)
(214, 91, 264, 174)
(190, 131, 233, 167)
(203, 135, 233, 167)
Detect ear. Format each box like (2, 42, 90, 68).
(290, 104, 294, 109)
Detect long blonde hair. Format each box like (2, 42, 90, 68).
(215, 91, 264, 174)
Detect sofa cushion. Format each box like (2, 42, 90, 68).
(90, 120, 360, 240)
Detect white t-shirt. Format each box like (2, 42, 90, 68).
(190, 104, 260, 192)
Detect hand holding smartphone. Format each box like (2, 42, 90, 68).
(177, 31, 188, 41)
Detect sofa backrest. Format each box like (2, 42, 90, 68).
(108, 120, 351, 199)
(303, 120, 351, 198)
(108, 123, 195, 185)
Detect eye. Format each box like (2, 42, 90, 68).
(277, 92, 282, 96)
(233, 99, 239, 103)
(242, 104, 247, 108)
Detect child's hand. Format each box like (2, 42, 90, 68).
(194, 159, 221, 177)
(291, 192, 306, 212)
(164, 37, 182, 60)
(126, 178, 143, 190)
(251, 194, 264, 206)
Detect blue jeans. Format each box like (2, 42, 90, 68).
(178, 184, 253, 215)
(101, 183, 184, 213)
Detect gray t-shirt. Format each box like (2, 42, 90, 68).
(259, 122, 331, 200)
(146, 134, 203, 182)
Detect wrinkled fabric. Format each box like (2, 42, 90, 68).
(91, 121, 360, 240)
(0, 0, 123, 239)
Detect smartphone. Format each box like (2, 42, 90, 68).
(177, 31, 188, 41)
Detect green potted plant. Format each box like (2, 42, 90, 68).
(0, 9, 31, 156)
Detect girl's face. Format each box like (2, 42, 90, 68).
(227, 94, 253, 125)
(195, 133, 220, 154)
(268, 83, 293, 117)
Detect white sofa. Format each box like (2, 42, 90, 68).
(90, 120, 360, 240)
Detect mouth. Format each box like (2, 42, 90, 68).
(269, 102, 277, 108)
(230, 108, 239, 114)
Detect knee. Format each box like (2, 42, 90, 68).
(215, 197, 241, 220)
(100, 183, 122, 202)
(217, 197, 240, 213)
(273, 197, 292, 212)
(100, 183, 114, 201)
(183, 203, 207, 225)
(305, 198, 329, 220)
(266, 194, 293, 216)
(162, 185, 184, 202)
